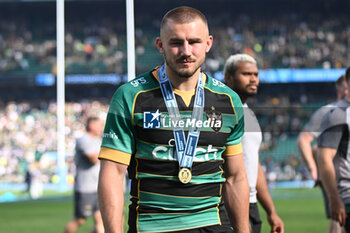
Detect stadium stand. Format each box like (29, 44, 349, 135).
(0, 0, 349, 76)
(0, 99, 109, 184)
(0, 0, 349, 187)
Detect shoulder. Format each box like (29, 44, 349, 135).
(204, 74, 242, 106)
(114, 71, 159, 97)
(321, 104, 347, 131)
(327, 99, 350, 122)
(110, 71, 159, 109)
(313, 103, 335, 119)
(205, 74, 234, 94)
(243, 104, 257, 118)
(76, 133, 89, 145)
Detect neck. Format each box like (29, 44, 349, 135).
(165, 65, 200, 92)
(237, 93, 248, 104)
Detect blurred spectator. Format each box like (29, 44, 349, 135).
(64, 116, 104, 233)
(0, 99, 108, 186)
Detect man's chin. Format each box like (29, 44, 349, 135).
(247, 91, 258, 97)
(176, 69, 196, 79)
(178, 73, 194, 79)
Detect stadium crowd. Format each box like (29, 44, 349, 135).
(0, 6, 349, 76)
(0, 99, 108, 185)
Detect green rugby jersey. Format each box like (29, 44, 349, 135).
(99, 67, 244, 233)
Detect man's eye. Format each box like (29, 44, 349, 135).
(189, 40, 200, 44)
(170, 41, 182, 45)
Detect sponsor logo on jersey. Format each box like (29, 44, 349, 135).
(206, 106, 222, 132)
(151, 139, 219, 161)
(103, 131, 118, 139)
(130, 77, 147, 87)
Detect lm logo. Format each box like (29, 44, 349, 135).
(143, 110, 161, 129)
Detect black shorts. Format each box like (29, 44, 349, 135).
(249, 203, 262, 233)
(74, 191, 99, 218)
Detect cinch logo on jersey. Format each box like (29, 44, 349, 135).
(152, 139, 219, 161)
(102, 131, 118, 139)
(143, 109, 222, 129)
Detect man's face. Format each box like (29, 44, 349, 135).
(156, 18, 213, 79)
(337, 80, 348, 99)
(230, 62, 259, 98)
(89, 119, 104, 137)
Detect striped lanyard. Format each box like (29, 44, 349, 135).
(158, 64, 205, 168)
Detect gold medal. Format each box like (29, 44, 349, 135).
(178, 167, 192, 184)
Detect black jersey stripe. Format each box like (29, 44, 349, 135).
(135, 158, 224, 177)
(137, 178, 222, 197)
(203, 88, 236, 114)
(137, 202, 219, 214)
(135, 125, 230, 147)
(129, 198, 225, 215)
(133, 88, 237, 115)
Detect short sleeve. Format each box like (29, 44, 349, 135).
(223, 91, 244, 156)
(318, 107, 347, 150)
(99, 85, 135, 165)
(304, 105, 332, 138)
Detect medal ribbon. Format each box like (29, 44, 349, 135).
(158, 64, 204, 168)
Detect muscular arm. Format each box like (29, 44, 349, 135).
(318, 147, 346, 226)
(256, 163, 284, 233)
(297, 131, 318, 182)
(98, 159, 128, 233)
(223, 154, 250, 233)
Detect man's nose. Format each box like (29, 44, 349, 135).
(180, 42, 191, 57)
(250, 74, 258, 82)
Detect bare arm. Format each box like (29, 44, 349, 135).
(297, 131, 318, 182)
(223, 154, 250, 233)
(98, 159, 128, 233)
(256, 162, 284, 233)
(86, 152, 100, 164)
(318, 147, 346, 226)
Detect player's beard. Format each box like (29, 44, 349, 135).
(164, 54, 203, 79)
(235, 86, 258, 100)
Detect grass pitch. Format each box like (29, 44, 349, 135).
(0, 187, 327, 233)
(260, 188, 328, 232)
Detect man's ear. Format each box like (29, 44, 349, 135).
(225, 74, 234, 88)
(205, 35, 213, 53)
(155, 37, 164, 54)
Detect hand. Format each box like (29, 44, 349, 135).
(329, 197, 347, 226)
(268, 212, 284, 233)
(310, 167, 319, 187)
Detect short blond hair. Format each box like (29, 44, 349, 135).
(160, 6, 208, 36)
(224, 54, 257, 83)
